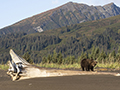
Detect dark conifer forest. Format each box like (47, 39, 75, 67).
(1, 15, 120, 64)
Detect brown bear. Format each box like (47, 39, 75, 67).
(81, 59, 97, 71)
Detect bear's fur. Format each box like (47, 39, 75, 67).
(81, 59, 97, 71)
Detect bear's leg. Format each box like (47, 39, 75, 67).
(91, 67, 94, 71)
(81, 66, 84, 71)
(87, 68, 90, 71)
(86, 67, 89, 71)
(86, 66, 90, 71)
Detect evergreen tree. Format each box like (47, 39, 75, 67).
(70, 56, 76, 64)
(118, 46, 120, 54)
(97, 50, 106, 63)
(111, 50, 116, 58)
(108, 53, 115, 63)
(62, 58, 65, 64)
(57, 52, 63, 64)
(89, 46, 95, 59)
(83, 52, 88, 59)
(42, 56, 47, 64)
(78, 51, 88, 63)
(64, 56, 70, 64)
(52, 50, 58, 63)
(93, 47, 100, 60)
(23, 52, 33, 64)
(116, 46, 120, 63)
(47, 54, 52, 63)
(79, 51, 84, 62)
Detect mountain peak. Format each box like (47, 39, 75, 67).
(66, 1, 73, 4)
(103, 2, 116, 7)
(108, 2, 114, 5)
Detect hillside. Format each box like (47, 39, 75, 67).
(1, 15, 120, 63)
(0, 2, 120, 36)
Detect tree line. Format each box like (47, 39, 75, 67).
(41, 46, 120, 65)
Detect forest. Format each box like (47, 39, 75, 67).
(0, 28, 120, 65)
(1, 15, 120, 65)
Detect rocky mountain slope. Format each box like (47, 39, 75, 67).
(0, 2, 120, 36)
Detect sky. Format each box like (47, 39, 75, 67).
(0, 0, 120, 29)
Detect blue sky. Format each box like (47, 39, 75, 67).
(0, 0, 120, 29)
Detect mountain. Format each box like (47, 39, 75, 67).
(0, 2, 120, 36)
(1, 14, 120, 63)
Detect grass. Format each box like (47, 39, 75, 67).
(36, 63, 81, 70)
(97, 62, 120, 69)
(37, 62, 120, 70)
(0, 62, 119, 70)
(0, 64, 9, 70)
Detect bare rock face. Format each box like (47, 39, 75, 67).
(1, 2, 120, 35)
(102, 3, 120, 17)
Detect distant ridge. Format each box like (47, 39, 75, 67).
(0, 2, 120, 35)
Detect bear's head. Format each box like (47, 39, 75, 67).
(91, 60, 97, 67)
